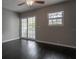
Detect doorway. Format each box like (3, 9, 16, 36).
(21, 16, 36, 40)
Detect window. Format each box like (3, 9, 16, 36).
(48, 11, 64, 25)
(21, 16, 36, 39)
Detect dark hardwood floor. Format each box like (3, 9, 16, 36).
(2, 39, 76, 59)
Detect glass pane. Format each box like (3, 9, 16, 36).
(49, 20, 53, 25)
(56, 19, 62, 24)
(28, 16, 35, 39)
(52, 19, 57, 24)
(21, 18, 27, 38)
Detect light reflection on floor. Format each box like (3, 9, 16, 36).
(27, 41, 38, 57)
(21, 40, 38, 59)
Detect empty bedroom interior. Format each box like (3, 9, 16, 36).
(2, 0, 76, 59)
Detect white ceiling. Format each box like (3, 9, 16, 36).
(2, 0, 68, 13)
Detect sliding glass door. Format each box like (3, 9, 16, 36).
(21, 16, 36, 40)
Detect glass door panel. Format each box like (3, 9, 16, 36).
(28, 17, 35, 39)
(21, 18, 27, 38)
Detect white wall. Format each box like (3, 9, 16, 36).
(2, 8, 19, 43)
(20, 1, 76, 48)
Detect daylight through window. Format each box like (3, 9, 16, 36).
(48, 11, 64, 25)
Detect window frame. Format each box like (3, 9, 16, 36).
(48, 11, 64, 26)
(21, 16, 36, 40)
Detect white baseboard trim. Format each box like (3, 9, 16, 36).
(36, 40, 76, 49)
(2, 37, 20, 43)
